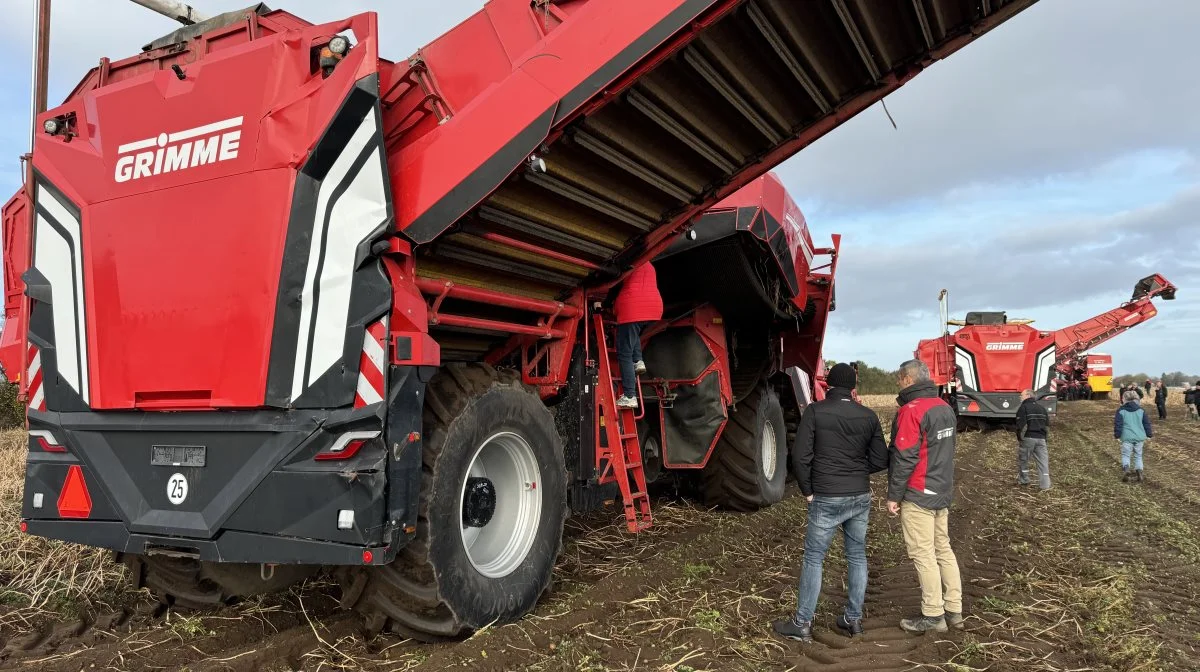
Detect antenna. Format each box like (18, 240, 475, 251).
(938, 289, 949, 335)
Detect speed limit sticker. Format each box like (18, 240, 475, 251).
(167, 473, 188, 505)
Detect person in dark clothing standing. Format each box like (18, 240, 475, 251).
(1015, 390, 1051, 490)
(1144, 379, 1152, 397)
(774, 363, 888, 643)
(1081, 381, 1092, 400)
(612, 262, 662, 408)
(1154, 381, 1168, 420)
(888, 360, 964, 633)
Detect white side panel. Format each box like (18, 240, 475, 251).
(954, 347, 977, 391)
(1033, 346, 1057, 390)
(34, 189, 89, 403)
(307, 145, 389, 385)
(291, 109, 381, 401)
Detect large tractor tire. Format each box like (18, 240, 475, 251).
(121, 555, 316, 609)
(338, 363, 567, 641)
(702, 383, 787, 511)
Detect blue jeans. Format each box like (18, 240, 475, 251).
(1121, 441, 1144, 471)
(616, 321, 649, 397)
(793, 493, 871, 623)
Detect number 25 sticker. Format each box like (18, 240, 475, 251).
(167, 473, 189, 505)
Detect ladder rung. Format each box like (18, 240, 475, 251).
(619, 433, 638, 440)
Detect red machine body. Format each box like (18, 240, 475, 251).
(917, 274, 1176, 421)
(0, 0, 1045, 640)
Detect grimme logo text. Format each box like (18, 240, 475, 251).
(985, 342, 1024, 351)
(114, 117, 242, 183)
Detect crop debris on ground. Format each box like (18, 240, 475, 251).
(0, 397, 1197, 671)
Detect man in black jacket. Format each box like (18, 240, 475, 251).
(1154, 381, 1167, 420)
(1015, 390, 1051, 490)
(888, 359, 963, 634)
(773, 363, 888, 643)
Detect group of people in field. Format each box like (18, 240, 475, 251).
(1113, 380, 1200, 422)
(773, 359, 963, 641)
(766, 367, 1168, 644)
(609, 264, 1173, 644)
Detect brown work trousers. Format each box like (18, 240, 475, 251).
(900, 501, 963, 617)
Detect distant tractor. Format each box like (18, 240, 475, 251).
(1062, 353, 1113, 400)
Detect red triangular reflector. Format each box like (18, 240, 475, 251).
(58, 465, 93, 519)
(967, 401, 980, 412)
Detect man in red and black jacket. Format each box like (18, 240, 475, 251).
(887, 359, 963, 634)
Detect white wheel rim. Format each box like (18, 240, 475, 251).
(459, 432, 542, 579)
(761, 420, 778, 480)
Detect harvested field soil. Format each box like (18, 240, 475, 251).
(1, 399, 1197, 671)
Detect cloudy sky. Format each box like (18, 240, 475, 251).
(1, 0, 1196, 377)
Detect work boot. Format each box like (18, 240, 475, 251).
(1135, 469, 1144, 483)
(634, 360, 647, 375)
(835, 614, 864, 637)
(1121, 469, 1131, 483)
(772, 617, 813, 643)
(945, 611, 965, 629)
(900, 614, 948, 633)
(615, 395, 639, 409)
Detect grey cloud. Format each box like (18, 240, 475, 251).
(830, 182, 1200, 331)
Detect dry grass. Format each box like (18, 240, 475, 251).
(0, 428, 128, 626)
(858, 393, 897, 410)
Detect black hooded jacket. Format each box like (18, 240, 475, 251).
(791, 387, 888, 497)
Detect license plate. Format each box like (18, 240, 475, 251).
(151, 445, 206, 467)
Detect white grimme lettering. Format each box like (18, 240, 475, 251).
(162, 143, 191, 172)
(114, 127, 242, 183)
(985, 342, 1024, 352)
(190, 136, 219, 168)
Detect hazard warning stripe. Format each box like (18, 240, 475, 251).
(27, 344, 46, 412)
(354, 319, 387, 408)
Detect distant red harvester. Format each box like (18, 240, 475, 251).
(917, 275, 1176, 424)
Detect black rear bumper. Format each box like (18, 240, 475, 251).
(952, 391, 1057, 419)
(24, 520, 398, 565)
(19, 365, 432, 566)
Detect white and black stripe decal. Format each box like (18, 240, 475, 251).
(291, 107, 390, 400)
(33, 184, 89, 404)
(954, 346, 977, 391)
(262, 75, 393, 407)
(1033, 345, 1057, 391)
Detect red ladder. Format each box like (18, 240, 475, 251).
(592, 314, 652, 533)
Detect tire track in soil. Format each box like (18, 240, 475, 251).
(0, 587, 346, 672)
(0, 502, 719, 672)
(7, 404, 1199, 671)
(1066, 411, 1200, 669)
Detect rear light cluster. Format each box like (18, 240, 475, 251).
(58, 465, 93, 519)
(314, 430, 380, 461)
(29, 430, 65, 453)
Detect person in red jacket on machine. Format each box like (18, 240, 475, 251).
(613, 262, 664, 408)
